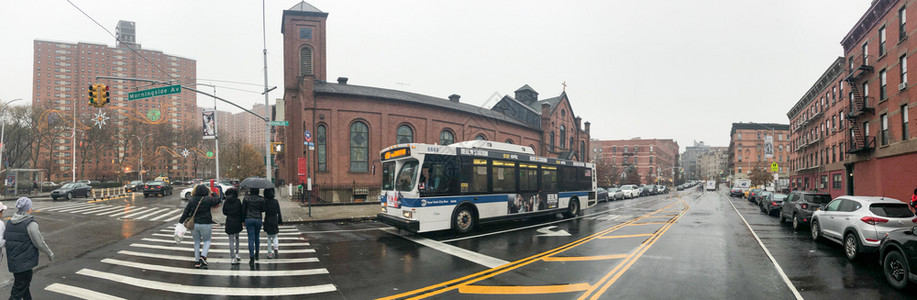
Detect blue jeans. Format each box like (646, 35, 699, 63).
(192, 223, 213, 261)
(244, 218, 263, 258)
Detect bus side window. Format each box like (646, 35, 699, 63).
(462, 157, 488, 194)
(420, 154, 460, 196)
(541, 166, 558, 192)
(519, 163, 538, 192)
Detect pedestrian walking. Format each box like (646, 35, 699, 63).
(5, 197, 53, 300)
(221, 188, 243, 265)
(262, 188, 283, 259)
(910, 188, 917, 212)
(0, 202, 8, 260)
(179, 185, 221, 268)
(242, 188, 265, 265)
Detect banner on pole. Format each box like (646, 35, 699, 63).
(202, 110, 216, 140)
(764, 135, 774, 159)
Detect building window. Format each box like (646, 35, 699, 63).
(820, 175, 828, 190)
(634, 157, 638, 164)
(903, 105, 910, 140)
(902, 55, 909, 86)
(900, 6, 908, 41)
(300, 47, 313, 76)
(475, 134, 487, 141)
(396, 124, 413, 144)
(612, 146, 616, 153)
(299, 27, 313, 40)
(880, 69, 887, 100)
(649, 156, 653, 163)
(738, 133, 742, 139)
(865, 121, 871, 139)
(439, 129, 454, 145)
(862, 42, 869, 65)
(738, 167, 742, 174)
(863, 81, 870, 107)
(880, 26, 887, 56)
(580, 141, 586, 162)
(570, 138, 574, 152)
(350, 121, 369, 172)
(881, 114, 889, 146)
(317, 124, 327, 172)
(833, 174, 842, 189)
(559, 125, 566, 149)
(550, 131, 555, 150)
(505, 139, 514, 144)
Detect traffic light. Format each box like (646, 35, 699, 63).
(270, 142, 285, 154)
(100, 84, 110, 105)
(88, 84, 99, 106)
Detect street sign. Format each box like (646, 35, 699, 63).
(269, 120, 289, 126)
(309, 145, 315, 151)
(304, 130, 312, 142)
(128, 85, 181, 101)
(771, 162, 779, 172)
(206, 151, 214, 158)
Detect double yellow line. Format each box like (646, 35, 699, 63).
(379, 198, 688, 300)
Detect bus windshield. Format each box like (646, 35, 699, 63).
(381, 162, 396, 191)
(396, 159, 419, 192)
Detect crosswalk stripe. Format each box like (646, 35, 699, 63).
(120, 207, 157, 219)
(44, 283, 126, 300)
(83, 206, 123, 215)
(40, 204, 85, 212)
(158, 228, 301, 236)
(151, 233, 303, 241)
(148, 209, 183, 221)
(117, 250, 319, 264)
(141, 238, 311, 247)
(132, 208, 172, 220)
(107, 206, 144, 217)
(76, 269, 337, 296)
(77, 205, 117, 215)
(96, 207, 133, 216)
(101, 258, 328, 277)
(54, 205, 98, 213)
(163, 213, 182, 223)
(130, 243, 315, 254)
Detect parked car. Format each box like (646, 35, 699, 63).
(756, 191, 773, 205)
(607, 188, 625, 200)
(676, 184, 685, 191)
(38, 181, 59, 192)
(759, 193, 788, 216)
(51, 182, 93, 200)
(812, 196, 917, 260)
(620, 185, 639, 198)
(181, 181, 233, 200)
(657, 185, 667, 194)
(126, 180, 144, 192)
(779, 191, 832, 230)
(746, 188, 763, 203)
(730, 187, 746, 197)
(597, 188, 609, 202)
(143, 181, 173, 197)
(879, 226, 917, 289)
(636, 186, 648, 197)
(643, 185, 658, 195)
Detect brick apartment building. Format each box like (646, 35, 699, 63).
(591, 138, 679, 185)
(787, 58, 850, 198)
(681, 141, 711, 181)
(697, 147, 728, 181)
(32, 20, 197, 182)
(277, 2, 590, 202)
(727, 123, 791, 181)
(837, 0, 917, 201)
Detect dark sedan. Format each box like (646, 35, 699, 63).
(51, 183, 92, 200)
(729, 187, 746, 197)
(126, 180, 144, 192)
(759, 192, 787, 216)
(143, 181, 173, 197)
(879, 226, 917, 289)
(597, 188, 609, 202)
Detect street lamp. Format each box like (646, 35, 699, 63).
(132, 134, 153, 182)
(0, 98, 22, 175)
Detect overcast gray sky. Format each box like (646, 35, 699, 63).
(0, 0, 872, 151)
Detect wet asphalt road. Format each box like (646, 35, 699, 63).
(0, 187, 914, 299)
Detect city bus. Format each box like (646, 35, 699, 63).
(377, 140, 596, 233)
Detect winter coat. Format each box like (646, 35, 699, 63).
(263, 197, 283, 235)
(221, 194, 244, 234)
(5, 213, 53, 273)
(242, 195, 265, 220)
(180, 195, 221, 225)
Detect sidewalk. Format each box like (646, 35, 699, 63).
(276, 193, 380, 224)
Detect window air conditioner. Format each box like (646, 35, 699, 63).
(899, 82, 907, 91)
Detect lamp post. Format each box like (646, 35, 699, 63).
(0, 98, 22, 176)
(132, 134, 153, 182)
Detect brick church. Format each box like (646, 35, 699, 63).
(277, 2, 591, 202)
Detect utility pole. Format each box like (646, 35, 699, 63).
(262, 0, 273, 183)
(0, 98, 22, 177)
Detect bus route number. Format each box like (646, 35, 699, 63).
(502, 154, 518, 160)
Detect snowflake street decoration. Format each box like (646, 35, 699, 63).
(91, 109, 109, 129)
(181, 149, 190, 157)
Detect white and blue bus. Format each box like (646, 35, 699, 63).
(377, 140, 596, 233)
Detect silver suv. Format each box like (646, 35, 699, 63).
(811, 196, 916, 260)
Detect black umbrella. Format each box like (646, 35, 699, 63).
(240, 177, 274, 189)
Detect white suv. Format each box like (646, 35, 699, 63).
(811, 196, 917, 260)
(619, 185, 639, 198)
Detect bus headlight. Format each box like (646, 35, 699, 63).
(403, 210, 413, 219)
(381, 207, 387, 213)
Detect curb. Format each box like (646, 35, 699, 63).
(282, 215, 377, 225)
(281, 199, 381, 207)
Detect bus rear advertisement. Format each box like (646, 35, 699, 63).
(377, 140, 596, 234)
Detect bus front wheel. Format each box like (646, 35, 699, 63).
(564, 198, 580, 218)
(452, 205, 476, 234)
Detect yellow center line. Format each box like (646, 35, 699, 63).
(378, 200, 684, 300)
(542, 254, 629, 262)
(458, 283, 592, 295)
(597, 233, 653, 239)
(578, 198, 689, 299)
(627, 221, 669, 226)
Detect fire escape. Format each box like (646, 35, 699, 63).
(843, 55, 876, 154)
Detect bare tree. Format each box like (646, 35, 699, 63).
(220, 137, 265, 180)
(595, 159, 619, 187)
(749, 165, 773, 188)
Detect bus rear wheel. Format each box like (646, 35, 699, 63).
(564, 198, 580, 218)
(452, 205, 476, 234)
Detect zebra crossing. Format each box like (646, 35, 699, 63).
(44, 224, 338, 299)
(37, 203, 185, 222)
